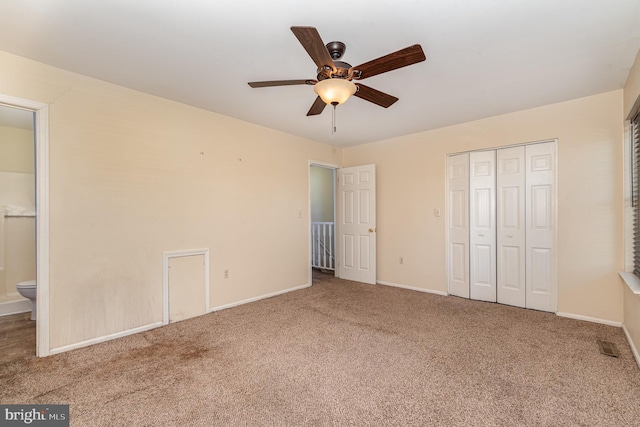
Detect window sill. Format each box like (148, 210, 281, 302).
(619, 272, 640, 295)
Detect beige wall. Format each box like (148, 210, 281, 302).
(0, 50, 340, 350)
(310, 166, 334, 223)
(0, 125, 34, 174)
(623, 49, 640, 358)
(343, 90, 624, 323)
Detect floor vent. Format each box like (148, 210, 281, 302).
(597, 340, 619, 357)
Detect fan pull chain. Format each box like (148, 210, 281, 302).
(332, 104, 336, 134)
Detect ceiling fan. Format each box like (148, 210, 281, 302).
(248, 26, 426, 116)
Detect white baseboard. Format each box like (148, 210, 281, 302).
(0, 298, 31, 316)
(210, 283, 311, 312)
(623, 324, 640, 369)
(49, 321, 164, 355)
(556, 312, 623, 327)
(48, 284, 311, 356)
(377, 280, 448, 296)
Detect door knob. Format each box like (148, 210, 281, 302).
(506, 234, 513, 238)
(369, 228, 376, 232)
(478, 233, 485, 237)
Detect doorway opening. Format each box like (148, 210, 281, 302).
(309, 162, 338, 284)
(308, 162, 378, 287)
(0, 104, 36, 363)
(0, 95, 50, 357)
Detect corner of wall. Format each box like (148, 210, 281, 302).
(624, 48, 640, 117)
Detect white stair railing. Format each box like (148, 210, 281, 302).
(311, 222, 335, 270)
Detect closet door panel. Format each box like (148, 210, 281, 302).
(447, 153, 470, 298)
(526, 142, 556, 312)
(497, 146, 526, 307)
(469, 150, 496, 302)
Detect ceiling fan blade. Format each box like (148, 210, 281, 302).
(307, 96, 327, 116)
(248, 79, 316, 88)
(291, 26, 336, 72)
(351, 44, 426, 80)
(354, 84, 399, 108)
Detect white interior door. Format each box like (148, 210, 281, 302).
(168, 254, 206, 323)
(525, 142, 556, 312)
(497, 146, 526, 307)
(469, 151, 497, 302)
(447, 153, 470, 298)
(337, 164, 376, 284)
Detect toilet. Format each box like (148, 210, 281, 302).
(16, 280, 37, 320)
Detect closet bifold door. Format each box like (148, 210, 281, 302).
(496, 146, 526, 307)
(447, 153, 470, 298)
(525, 142, 556, 312)
(469, 150, 497, 302)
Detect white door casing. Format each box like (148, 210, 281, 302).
(525, 142, 556, 312)
(447, 153, 470, 298)
(497, 146, 526, 308)
(469, 150, 497, 302)
(337, 165, 376, 284)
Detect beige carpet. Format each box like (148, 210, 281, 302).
(2, 271, 639, 426)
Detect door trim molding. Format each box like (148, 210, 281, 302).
(0, 94, 50, 357)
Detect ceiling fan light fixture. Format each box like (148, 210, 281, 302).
(314, 78, 357, 105)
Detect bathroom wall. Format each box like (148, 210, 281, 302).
(0, 123, 36, 304)
(2, 217, 36, 299)
(0, 124, 34, 213)
(0, 125, 34, 173)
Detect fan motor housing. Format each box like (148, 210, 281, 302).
(326, 41, 346, 60)
(317, 60, 352, 81)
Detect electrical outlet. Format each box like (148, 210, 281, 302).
(400, 257, 404, 265)
(224, 268, 229, 279)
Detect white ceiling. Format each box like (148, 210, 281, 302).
(1, 0, 639, 147)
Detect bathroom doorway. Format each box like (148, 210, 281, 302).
(0, 104, 36, 362)
(0, 95, 50, 358)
